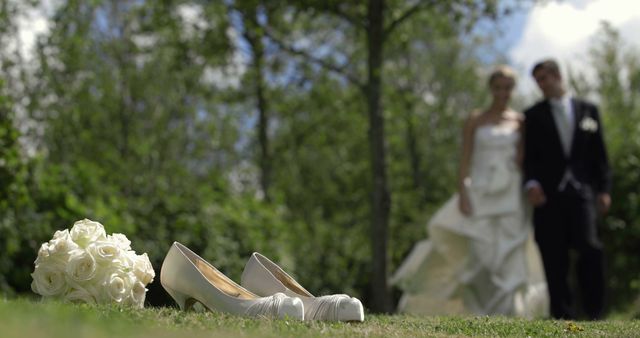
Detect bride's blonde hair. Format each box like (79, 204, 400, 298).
(488, 65, 517, 86)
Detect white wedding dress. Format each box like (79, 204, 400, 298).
(391, 123, 549, 318)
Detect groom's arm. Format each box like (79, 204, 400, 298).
(523, 108, 547, 207)
(523, 109, 540, 185)
(590, 104, 612, 194)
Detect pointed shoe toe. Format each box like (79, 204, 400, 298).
(337, 297, 364, 322)
(277, 296, 305, 319)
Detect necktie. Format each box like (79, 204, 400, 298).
(553, 102, 572, 155)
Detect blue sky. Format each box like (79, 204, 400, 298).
(489, 3, 529, 56)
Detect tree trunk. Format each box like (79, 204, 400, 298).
(243, 6, 271, 202)
(367, 0, 392, 313)
(254, 43, 271, 202)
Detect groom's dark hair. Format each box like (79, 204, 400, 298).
(531, 59, 561, 77)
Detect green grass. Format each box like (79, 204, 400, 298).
(1, 298, 639, 337)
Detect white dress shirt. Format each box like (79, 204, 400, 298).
(549, 94, 574, 155)
(526, 94, 580, 192)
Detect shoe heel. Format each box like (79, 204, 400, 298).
(164, 286, 195, 310)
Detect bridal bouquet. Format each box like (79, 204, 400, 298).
(31, 219, 155, 308)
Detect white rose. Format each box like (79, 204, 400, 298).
(65, 249, 97, 283)
(70, 219, 107, 248)
(91, 260, 124, 292)
(34, 241, 74, 273)
(129, 280, 147, 308)
(31, 264, 68, 297)
(108, 233, 131, 251)
(47, 231, 79, 256)
(34, 242, 69, 274)
(131, 253, 155, 285)
(103, 272, 133, 304)
(35, 242, 51, 265)
(118, 250, 136, 272)
(65, 287, 97, 304)
(52, 229, 71, 240)
(87, 240, 121, 266)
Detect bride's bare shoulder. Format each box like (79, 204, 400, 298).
(466, 109, 485, 127)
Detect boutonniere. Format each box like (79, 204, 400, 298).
(579, 116, 598, 132)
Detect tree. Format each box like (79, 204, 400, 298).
(227, 1, 278, 202)
(585, 22, 640, 311)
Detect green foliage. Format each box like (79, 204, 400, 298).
(586, 23, 640, 313)
(0, 79, 28, 294)
(0, 78, 54, 295)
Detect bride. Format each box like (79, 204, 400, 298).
(391, 66, 548, 317)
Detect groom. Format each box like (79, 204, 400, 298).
(523, 59, 612, 320)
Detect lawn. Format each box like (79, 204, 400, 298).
(1, 298, 638, 337)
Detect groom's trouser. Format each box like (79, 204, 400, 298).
(533, 186, 605, 320)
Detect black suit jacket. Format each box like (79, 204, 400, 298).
(524, 98, 612, 198)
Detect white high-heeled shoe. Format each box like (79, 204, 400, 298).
(241, 252, 364, 322)
(160, 242, 304, 320)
